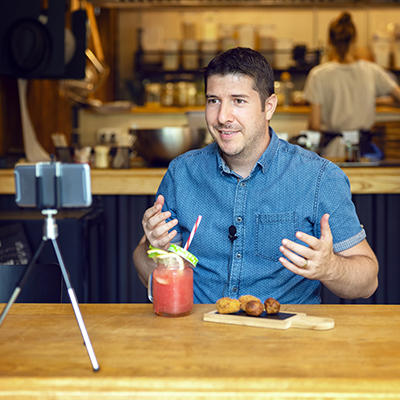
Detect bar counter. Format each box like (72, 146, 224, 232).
(1, 166, 400, 195)
(1, 303, 400, 399)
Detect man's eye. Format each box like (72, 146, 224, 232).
(207, 98, 219, 105)
(234, 99, 246, 105)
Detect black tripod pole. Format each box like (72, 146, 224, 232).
(0, 240, 46, 326)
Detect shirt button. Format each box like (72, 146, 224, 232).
(236, 216, 242, 223)
(236, 253, 241, 259)
(232, 287, 238, 293)
(240, 182, 246, 188)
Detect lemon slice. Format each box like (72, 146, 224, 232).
(147, 246, 169, 258)
(153, 276, 169, 285)
(147, 245, 184, 269)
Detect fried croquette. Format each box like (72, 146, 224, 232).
(244, 300, 264, 316)
(216, 297, 241, 314)
(264, 297, 281, 314)
(239, 295, 260, 311)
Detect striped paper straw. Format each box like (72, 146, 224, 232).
(184, 215, 202, 251)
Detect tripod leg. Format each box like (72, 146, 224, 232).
(51, 238, 100, 372)
(0, 239, 47, 327)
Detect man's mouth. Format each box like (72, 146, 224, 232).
(220, 130, 237, 135)
(215, 126, 241, 136)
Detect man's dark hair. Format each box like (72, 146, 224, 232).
(203, 47, 275, 111)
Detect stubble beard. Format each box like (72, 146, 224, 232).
(210, 124, 245, 159)
(213, 118, 269, 162)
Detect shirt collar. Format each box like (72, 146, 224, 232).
(216, 126, 279, 177)
(257, 126, 279, 174)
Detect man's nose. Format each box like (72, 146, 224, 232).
(217, 101, 234, 125)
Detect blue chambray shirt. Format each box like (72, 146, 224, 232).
(157, 127, 366, 304)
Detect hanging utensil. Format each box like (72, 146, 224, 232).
(59, 1, 109, 106)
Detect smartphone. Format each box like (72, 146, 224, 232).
(14, 162, 92, 209)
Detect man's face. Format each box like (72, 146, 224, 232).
(205, 74, 276, 165)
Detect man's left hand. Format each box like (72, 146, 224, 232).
(279, 213, 335, 280)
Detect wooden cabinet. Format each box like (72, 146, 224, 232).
(373, 120, 400, 159)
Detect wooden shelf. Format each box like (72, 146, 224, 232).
(85, 104, 399, 115)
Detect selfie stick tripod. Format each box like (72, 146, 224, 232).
(0, 209, 100, 372)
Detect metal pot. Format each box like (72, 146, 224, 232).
(130, 127, 207, 167)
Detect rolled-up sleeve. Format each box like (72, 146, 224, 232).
(315, 163, 366, 253)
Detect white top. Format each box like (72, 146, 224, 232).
(303, 60, 397, 132)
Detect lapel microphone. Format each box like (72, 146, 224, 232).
(228, 225, 238, 242)
(223, 225, 238, 297)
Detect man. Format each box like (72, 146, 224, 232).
(133, 47, 378, 304)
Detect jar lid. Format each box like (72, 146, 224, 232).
(168, 244, 198, 267)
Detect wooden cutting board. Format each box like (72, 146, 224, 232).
(203, 310, 335, 330)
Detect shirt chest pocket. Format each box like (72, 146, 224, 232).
(255, 212, 298, 262)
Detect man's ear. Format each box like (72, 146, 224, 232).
(265, 94, 278, 121)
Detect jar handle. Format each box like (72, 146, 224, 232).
(147, 272, 153, 302)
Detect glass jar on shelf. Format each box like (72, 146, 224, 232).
(161, 82, 174, 107)
(187, 82, 197, 107)
(201, 40, 218, 68)
(196, 81, 205, 106)
(182, 39, 199, 70)
(280, 71, 294, 108)
(145, 82, 162, 107)
(174, 81, 188, 107)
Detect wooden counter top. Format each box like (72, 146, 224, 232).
(1, 303, 400, 399)
(340, 166, 400, 194)
(1, 166, 400, 195)
(90, 168, 167, 195)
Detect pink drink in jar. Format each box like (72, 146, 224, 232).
(148, 244, 197, 317)
(152, 261, 193, 317)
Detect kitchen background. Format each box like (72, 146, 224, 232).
(1, 2, 400, 158)
(75, 3, 400, 146)
(1, 1, 400, 305)
(117, 5, 400, 99)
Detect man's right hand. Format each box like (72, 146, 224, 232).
(142, 194, 178, 250)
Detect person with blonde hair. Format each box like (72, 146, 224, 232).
(304, 12, 400, 158)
